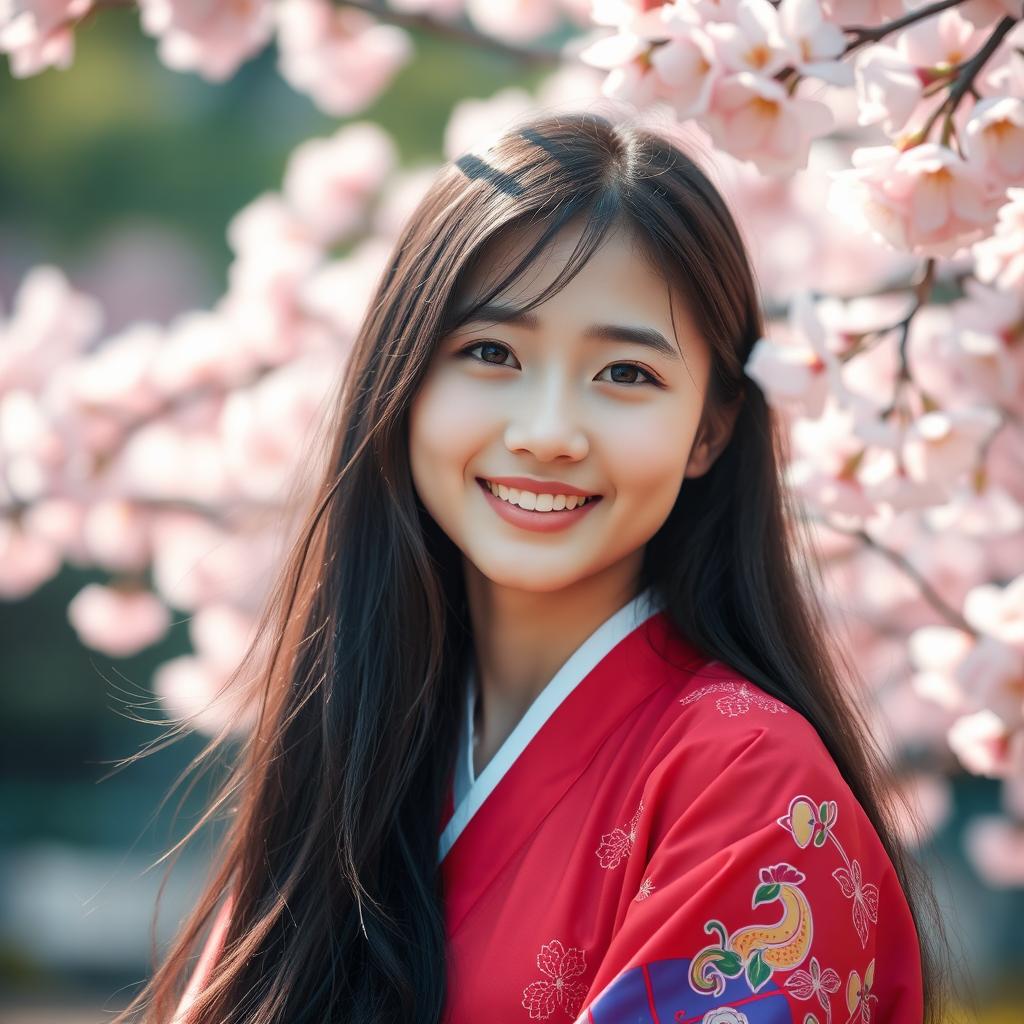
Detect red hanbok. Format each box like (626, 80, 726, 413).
(439, 590, 923, 1023)
(175, 590, 924, 1024)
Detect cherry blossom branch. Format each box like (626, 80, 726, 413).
(879, 259, 937, 419)
(842, 0, 970, 58)
(917, 16, 1021, 148)
(820, 519, 977, 634)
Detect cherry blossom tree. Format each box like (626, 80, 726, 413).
(2, 0, 1023, 885)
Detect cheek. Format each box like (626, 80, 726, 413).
(601, 405, 698, 499)
(408, 373, 492, 489)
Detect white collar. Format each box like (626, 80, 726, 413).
(442, 585, 664, 863)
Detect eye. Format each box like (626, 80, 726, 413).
(457, 341, 662, 388)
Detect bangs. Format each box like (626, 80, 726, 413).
(441, 187, 627, 337)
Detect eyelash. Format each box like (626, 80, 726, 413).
(456, 341, 663, 389)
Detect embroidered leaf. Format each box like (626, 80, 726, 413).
(717, 950, 744, 977)
(813, 830, 827, 848)
(753, 882, 781, 905)
(746, 949, 772, 992)
(705, 919, 729, 945)
(818, 801, 830, 823)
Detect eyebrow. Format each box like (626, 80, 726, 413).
(454, 302, 682, 361)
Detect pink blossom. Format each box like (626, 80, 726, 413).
(81, 499, 151, 573)
(0, 389, 64, 502)
(964, 815, 1024, 888)
(189, 602, 255, 675)
(465, 0, 561, 43)
(22, 498, 89, 565)
(902, 406, 1001, 492)
(703, 0, 795, 79)
(0, 517, 62, 598)
(69, 323, 164, 419)
(853, 44, 922, 136)
(898, 7, 984, 93)
(138, 0, 273, 82)
(964, 575, 1024, 650)
(958, 0, 1024, 30)
(444, 87, 533, 160)
(964, 97, 1024, 189)
(744, 292, 848, 418)
(153, 653, 256, 736)
(925, 483, 1024, 539)
(0, 265, 102, 393)
(299, 239, 390, 341)
(947, 709, 1021, 778)
(821, 0, 904, 28)
(283, 122, 396, 246)
(972, 188, 1024, 291)
(776, 0, 849, 86)
(648, 22, 720, 118)
(67, 583, 171, 657)
(276, 0, 412, 117)
(0, 0, 91, 77)
(149, 310, 251, 397)
(702, 72, 833, 175)
(828, 143, 1008, 259)
(219, 358, 334, 502)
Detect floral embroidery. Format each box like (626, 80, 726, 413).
(701, 1009, 750, 1024)
(778, 795, 880, 949)
(635, 876, 656, 901)
(778, 796, 838, 849)
(784, 956, 841, 1024)
(595, 798, 644, 869)
(833, 860, 879, 949)
(844, 960, 877, 1024)
(679, 681, 790, 717)
(521, 939, 588, 1020)
(688, 862, 814, 997)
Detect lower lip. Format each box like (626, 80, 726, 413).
(476, 478, 602, 533)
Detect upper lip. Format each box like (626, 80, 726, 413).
(478, 476, 601, 498)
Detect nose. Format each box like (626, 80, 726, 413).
(503, 374, 589, 462)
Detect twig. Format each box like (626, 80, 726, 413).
(819, 520, 977, 634)
(843, 0, 970, 58)
(878, 259, 936, 418)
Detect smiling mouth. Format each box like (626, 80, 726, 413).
(476, 477, 602, 511)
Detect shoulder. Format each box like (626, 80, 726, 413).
(638, 658, 879, 858)
(650, 658, 843, 783)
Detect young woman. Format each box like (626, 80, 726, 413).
(121, 110, 945, 1024)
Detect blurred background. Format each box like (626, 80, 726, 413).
(1, 4, 1022, 1022)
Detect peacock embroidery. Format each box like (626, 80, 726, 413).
(688, 862, 814, 997)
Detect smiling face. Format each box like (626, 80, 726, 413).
(408, 216, 722, 597)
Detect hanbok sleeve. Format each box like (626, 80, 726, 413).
(576, 701, 924, 1024)
(171, 894, 234, 1023)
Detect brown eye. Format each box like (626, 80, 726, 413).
(460, 341, 516, 367)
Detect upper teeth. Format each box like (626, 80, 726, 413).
(484, 480, 595, 511)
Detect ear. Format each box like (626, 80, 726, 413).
(684, 394, 743, 480)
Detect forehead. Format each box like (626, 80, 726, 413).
(455, 217, 680, 329)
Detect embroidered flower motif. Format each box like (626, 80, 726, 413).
(635, 876, 656, 901)
(679, 681, 789, 717)
(778, 795, 838, 849)
(784, 956, 841, 1024)
(595, 798, 644, 869)
(845, 959, 877, 1024)
(832, 858, 879, 949)
(760, 862, 806, 886)
(521, 939, 588, 1020)
(701, 1009, 750, 1024)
